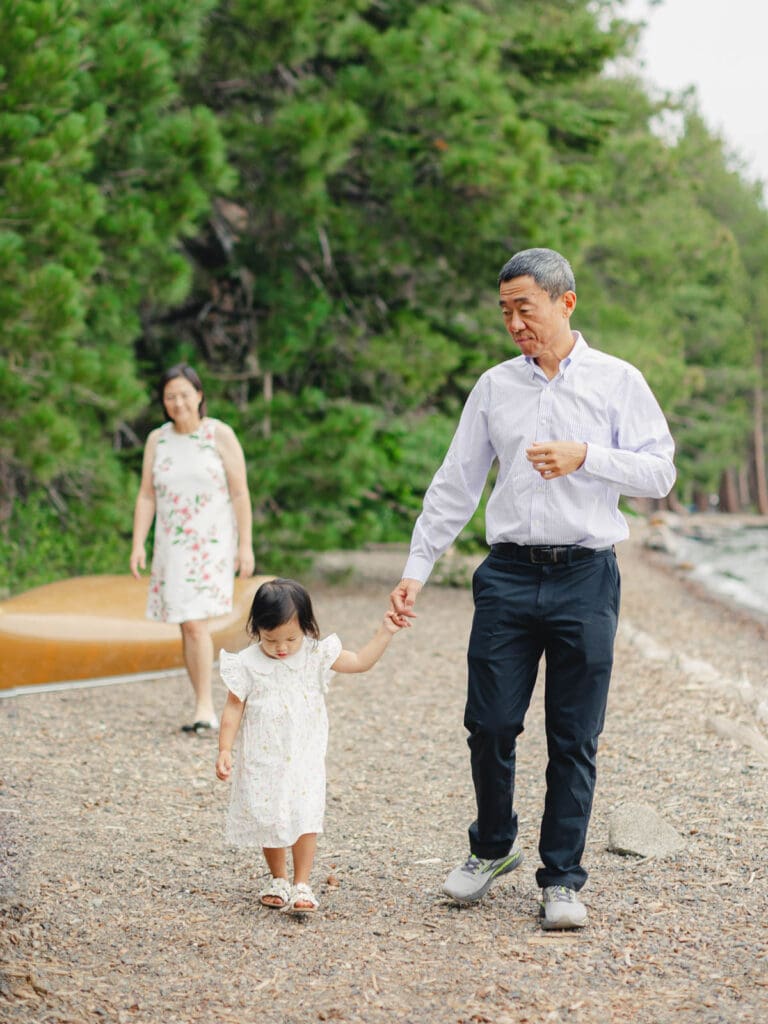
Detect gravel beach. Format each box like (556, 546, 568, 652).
(2, 521, 767, 1024)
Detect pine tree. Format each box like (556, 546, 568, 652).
(0, 0, 232, 593)
(148, 0, 632, 564)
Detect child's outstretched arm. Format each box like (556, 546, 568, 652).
(332, 610, 408, 674)
(215, 691, 245, 780)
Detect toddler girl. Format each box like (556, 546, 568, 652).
(215, 577, 407, 914)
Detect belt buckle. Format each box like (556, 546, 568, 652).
(530, 546, 554, 564)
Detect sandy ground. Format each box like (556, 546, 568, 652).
(1, 522, 767, 1024)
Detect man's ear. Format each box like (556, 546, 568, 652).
(562, 290, 577, 318)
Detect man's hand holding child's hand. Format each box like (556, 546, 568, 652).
(383, 609, 410, 634)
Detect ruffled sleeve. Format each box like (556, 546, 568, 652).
(317, 633, 343, 692)
(219, 648, 255, 702)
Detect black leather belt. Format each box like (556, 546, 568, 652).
(490, 543, 613, 565)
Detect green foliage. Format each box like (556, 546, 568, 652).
(0, 0, 106, 500)
(207, 389, 457, 568)
(576, 89, 759, 500)
(0, 462, 135, 597)
(0, 0, 232, 587)
(3, 0, 768, 596)
(144, 0, 636, 570)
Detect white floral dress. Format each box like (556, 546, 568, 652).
(219, 634, 342, 849)
(147, 418, 237, 623)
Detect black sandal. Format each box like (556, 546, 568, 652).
(181, 720, 217, 735)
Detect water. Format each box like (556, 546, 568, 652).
(664, 517, 768, 619)
(638, 514, 768, 737)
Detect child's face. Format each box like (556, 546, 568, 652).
(259, 616, 304, 659)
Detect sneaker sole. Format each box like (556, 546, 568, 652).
(540, 917, 589, 933)
(442, 849, 524, 903)
(540, 910, 587, 930)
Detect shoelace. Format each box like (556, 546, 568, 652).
(461, 855, 488, 875)
(546, 885, 575, 903)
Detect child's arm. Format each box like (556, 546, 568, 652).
(215, 691, 246, 780)
(331, 610, 407, 674)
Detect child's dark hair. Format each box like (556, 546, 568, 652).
(247, 578, 320, 640)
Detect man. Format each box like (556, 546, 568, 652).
(390, 248, 675, 930)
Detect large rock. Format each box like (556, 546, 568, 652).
(607, 802, 686, 858)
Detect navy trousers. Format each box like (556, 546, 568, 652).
(465, 544, 620, 891)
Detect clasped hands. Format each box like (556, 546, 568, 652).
(389, 578, 422, 626)
(526, 441, 587, 480)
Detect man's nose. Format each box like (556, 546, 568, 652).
(509, 311, 526, 331)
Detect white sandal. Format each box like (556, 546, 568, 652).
(259, 876, 291, 909)
(282, 882, 319, 915)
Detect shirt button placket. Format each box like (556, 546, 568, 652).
(530, 388, 548, 538)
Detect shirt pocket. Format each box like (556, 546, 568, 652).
(569, 419, 613, 448)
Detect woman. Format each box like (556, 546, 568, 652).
(130, 364, 255, 733)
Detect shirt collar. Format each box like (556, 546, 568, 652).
(249, 637, 309, 673)
(524, 331, 588, 378)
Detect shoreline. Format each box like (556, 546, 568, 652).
(638, 511, 768, 631)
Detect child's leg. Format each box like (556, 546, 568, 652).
(264, 847, 288, 880)
(263, 847, 288, 879)
(291, 833, 317, 884)
(260, 847, 290, 907)
(290, 833, 318, 909)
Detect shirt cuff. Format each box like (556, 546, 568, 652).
(401, 554, 434, 585)
(582, 442, 606, 477)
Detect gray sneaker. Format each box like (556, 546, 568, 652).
(539, 885, 587, 930)
(442, 841, 523, 903)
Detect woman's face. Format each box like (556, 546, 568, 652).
(163, 377, 202, 427)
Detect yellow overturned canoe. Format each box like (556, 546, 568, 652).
(0, 574, 271, 689)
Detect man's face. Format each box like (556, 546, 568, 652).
(498, 275, 574, 361)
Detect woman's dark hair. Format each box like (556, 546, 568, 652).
(158, 363, 206, 419)
(247, 578, 320, 640)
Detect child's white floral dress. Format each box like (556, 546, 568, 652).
(219, 634, 342, 848)
(147, 418, 237, 623)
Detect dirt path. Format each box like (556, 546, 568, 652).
(2, 525, 767, 1024)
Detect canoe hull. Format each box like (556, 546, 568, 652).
(0, 575, 271, 688)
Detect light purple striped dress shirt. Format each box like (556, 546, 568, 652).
(403, 333, 676, 583)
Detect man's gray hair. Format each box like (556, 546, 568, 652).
(498, 248, 575, 298)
